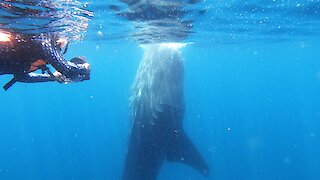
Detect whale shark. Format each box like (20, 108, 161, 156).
(123, 44, 209, 180)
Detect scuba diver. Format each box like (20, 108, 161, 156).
(0, 30, 90, 91)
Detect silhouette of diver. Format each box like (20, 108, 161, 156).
(0, 30, 90, 91)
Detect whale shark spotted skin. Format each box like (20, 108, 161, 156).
(123, 44, 209, 180)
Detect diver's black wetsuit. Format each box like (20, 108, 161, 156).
(0, 33, 90, 90)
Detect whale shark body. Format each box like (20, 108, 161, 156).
(123, 44, 209, 180)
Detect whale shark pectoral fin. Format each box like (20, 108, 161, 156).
(166, 130, 210, 176)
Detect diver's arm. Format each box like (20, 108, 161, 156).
(3, 73, 56, 91)
(15, 73, 56, 83)
(43, 44, 88, 80)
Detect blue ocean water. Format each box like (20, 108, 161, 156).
(1, 0, 320, 180)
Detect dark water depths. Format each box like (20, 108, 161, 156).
(0, 0, 320, 180)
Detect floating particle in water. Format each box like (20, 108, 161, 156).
(316, 71, 320, 81)
(259, 169, 264, 173)
(284, 156, 291, 164)
(227, 127, 231, 131)
(97, 30, 103, 38)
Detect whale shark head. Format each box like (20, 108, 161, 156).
(131, 43, 187, 120)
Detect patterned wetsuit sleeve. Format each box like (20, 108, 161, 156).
(15, 73, 56, 83)
(40, 38, 87, 80)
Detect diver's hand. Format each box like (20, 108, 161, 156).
(53, 71, 70, 83)
(79, 63, 90, 70)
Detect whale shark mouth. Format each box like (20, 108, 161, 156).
(159, 42, 189, 50)
(140, 42, 191, 51)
